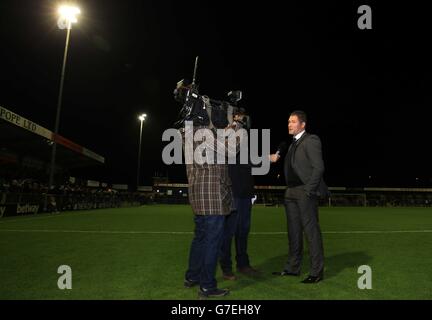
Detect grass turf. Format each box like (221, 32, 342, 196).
(0, 205, 431, 300)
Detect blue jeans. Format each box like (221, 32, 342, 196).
(185, 215, 225, 290)
(220, 198, 252, 273)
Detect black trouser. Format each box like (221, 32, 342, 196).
(219, 198, 252, 273)
(283, 186, 324, 277)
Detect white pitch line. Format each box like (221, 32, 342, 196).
(0, 229, 193, 235)
(324, 230, 432, 234)
(0, 229, 432, 235)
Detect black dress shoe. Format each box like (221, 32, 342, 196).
(301, 274, 323, 283)
(184, 278, 199, 288)
(198, 287, 230, 298)
(223, 271, 237, 280)
(272, 270, 300, 276)
(238, 266, 260, 276)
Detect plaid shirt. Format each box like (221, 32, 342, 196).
(182, 123, 245, 215)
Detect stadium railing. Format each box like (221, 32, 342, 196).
(0, 192, 151, 218)
(152, 184, 432, 208)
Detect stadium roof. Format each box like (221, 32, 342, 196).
(0, 105, 104, 168)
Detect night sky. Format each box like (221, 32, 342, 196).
(1, 1, 431, 187)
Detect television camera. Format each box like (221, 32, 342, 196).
(173, 57, 250, 129)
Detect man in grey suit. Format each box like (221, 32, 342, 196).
(269, 110, 328, 283)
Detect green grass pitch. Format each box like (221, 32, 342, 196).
(0, 205, 431, 299)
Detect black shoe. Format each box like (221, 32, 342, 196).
(237, 266, 260, 276)
(223, 271, 237, 280)
(198, 287, 230, 298)
(272, 270, 300, 276)
(184, 278, 199, 288)
(301, 274, 323, 283)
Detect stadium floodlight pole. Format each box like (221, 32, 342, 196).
(137, 114, 147, 190)
(48, 5, 80, 192)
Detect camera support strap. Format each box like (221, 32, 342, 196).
(202, 96, 214, 129)
(227, 104, 234, 125)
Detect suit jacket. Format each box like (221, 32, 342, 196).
(228, 132, 255, 199)
(284, 132, 329, 198)
(228, 162, 254, 199)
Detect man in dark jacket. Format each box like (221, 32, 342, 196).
(219, 111, 259, 280)
(269, 110, 328, 284)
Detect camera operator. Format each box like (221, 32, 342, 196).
(177, 83, 246, 298)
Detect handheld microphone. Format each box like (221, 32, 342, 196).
(275, 141, 288, 156)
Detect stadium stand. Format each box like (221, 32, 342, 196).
(0, 105, 129, 217)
